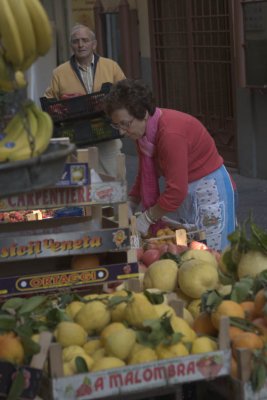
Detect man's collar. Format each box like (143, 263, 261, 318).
(76, 54, 94, 70)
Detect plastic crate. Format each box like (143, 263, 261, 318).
(54, 115, 121, 146)
(40, 84, 111, 124)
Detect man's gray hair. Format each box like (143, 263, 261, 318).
(70, 24, 96, 43)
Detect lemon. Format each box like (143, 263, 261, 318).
(181, 249, 218, 269)
(75, 301, 111, 334)
(91, 357, 125, 372)
(62, 345, 94, 371)
(65, 301, 84, 319)
(183, 308, 194, 327)
(83, 293, 109, 301)
(100, 322, 126, 345)
(170, 316, 196, 343)
(63, 361, 74, 376)
(62, 345, 88, 362)
(156, 342, 189, 359)
(83, 339, 102, 355)
(31, 334, 40, 344)
(238, 250, 267, 279)
(127, 343, 147, 362)
(143, 259, 178, 292)
(154, 303, 175, 318)
(92, 348, 106, 362)
(178, 259, 219, 298)
(124, 293, 158, 328)
(105, 328, 136, 360)
(54, 321, 87, 347)
(128, 347, 158, 365)
(187, 299, 202, 319)
(191, 336, 218, 354)
(110, 302, 127, 322)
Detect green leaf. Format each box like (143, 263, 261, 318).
(230, 317, 260, 333)
(20, 335, 41, 361)
(162, 332, 183, 346)
(160, 252, 181, 264)
(18, 296, 47, 315)
(45, 308, 71, 329)
(6, 369, 25, 400)
(107, 291, 133, 309)
(202, 290, 223, 312)
(251, 362, 267, 392)
(0, 314, 17, 331)
(75, 356, 89, 373)
(231, 277, 254, 303)
(250, 222, 267, 254)
(1, 298, 25, 312)
(15, 324, 34, 338)
(144, 290, 165, 305)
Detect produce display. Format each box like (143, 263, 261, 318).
(137, 219, 267, 394)
(2, 215, 267, 398)
(0, 0, 53, 163)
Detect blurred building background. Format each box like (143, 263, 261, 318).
(32, 0, 267, 181)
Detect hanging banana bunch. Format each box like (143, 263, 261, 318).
(0, 0, 53, 91)
(0, 0, 54, 161)
(0, 101, 53, 162)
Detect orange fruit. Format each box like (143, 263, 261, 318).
(232, 331, 264, 360)
(71, 254, 100, 270)
(228, 326, 244, 341)
(211, 300, 245, 330)
(254, 289, 267, 318)
(240, 301, 255, 320)
(193, 312, 218, 336)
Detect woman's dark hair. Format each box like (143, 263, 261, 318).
(103, 79, 156, 119)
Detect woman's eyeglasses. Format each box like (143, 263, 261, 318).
(110, 118, 135, 131)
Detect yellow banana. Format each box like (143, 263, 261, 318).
(20, 53, 38, 72)
(30, 103, 53, 157)
(25, 103, 38, 141)
(0, 102, 44, 162)
(8, 0, 37, 70)
(0, 111, 27, 162)
(23, 0, 53, 56)
(0, 0, 24, 67)
(0, 69, 27, 92)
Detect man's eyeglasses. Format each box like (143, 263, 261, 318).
(110, 118, 135, 131)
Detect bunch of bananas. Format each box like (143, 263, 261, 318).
(0, 54, 27, 92)
(0, 101, 53, 162)
(0, 0, 52, 91)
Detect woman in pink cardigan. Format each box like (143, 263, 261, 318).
(103, 79, 236, 250)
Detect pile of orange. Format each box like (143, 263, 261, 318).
(192, 293, 267, 379)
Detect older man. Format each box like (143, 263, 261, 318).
(44, 24, 126, 176)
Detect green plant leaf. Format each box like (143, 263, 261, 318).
(0, 314, 17, 331)
(144, 290, 165, 305)
(17, 296, 47, 315)
(231, 277, 254, 303)
(160, 252, 181, 264)
(45, 308, 71, 329)
(6, 369, 25, 400)
(75, 356, 89, 373)
(107, 291, 133, 309)
(1, 298, 25, 312)
(20, 335, 41, 362)
(251, 362, 267, 392)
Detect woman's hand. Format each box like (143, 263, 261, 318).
(136, 212, 151, 236)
